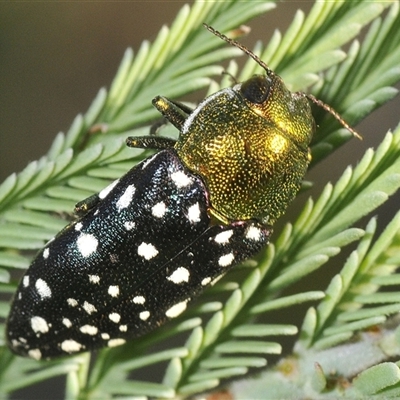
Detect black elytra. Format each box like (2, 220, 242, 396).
(6, 149, 271, 359)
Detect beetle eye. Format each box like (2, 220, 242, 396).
(240, 76, 271, 104)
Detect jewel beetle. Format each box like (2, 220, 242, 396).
(6, 25, 359, 360)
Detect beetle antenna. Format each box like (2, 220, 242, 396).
(306, 94, 362, 140)
(203, 23, 274, 76)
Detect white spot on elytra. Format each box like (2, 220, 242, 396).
(31, 316, 49, 333)
(119, 325, 128, 332)
(109, 312, 121, 323)
(62, 318, 72, 328)
(218, 252, 235, 267)
(108, 285, 120, 297)
(89, 274, 100, 284)
(138, 242, 158, 260)
(23, 275, 29, 288)
(43, 248, 50, 259)
(201, 277, 212, 286)
(83, 301, 97, 315)
(101, 333, 110, 340)
(75, 222, 83, 231)
(171, 171, 192, 188)
(139, 311, 150, 321)
(80, 325, 98, 335)
(77, 233, 98, 258)
(116, 184, 135, 211)
(165, 300, 188, 318)
(28, 349, 42, 360)
(35, 279, 52, 299)
(19, 337, 27, 344)
(108, 338, 126, 348)
(67, 298, 78, 307)
(61, 339, 83, 353)
(152, 201, 167, 218)
(99, 179, 119, 199)
(133, 296, 145, 304)
(246, 225, 262, 241)
(167, 267, 190, 284)
(124, 221, 135, 231)
(214, 230, 234, 244)
(187, 203, 201, 223)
